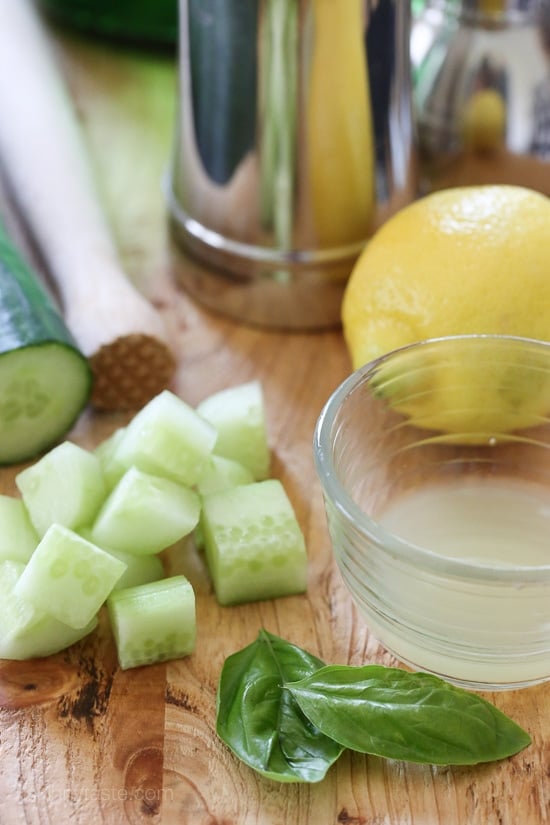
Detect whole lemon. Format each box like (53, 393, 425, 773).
(342, 185, 550, 369)
(342, 185, 550, 435)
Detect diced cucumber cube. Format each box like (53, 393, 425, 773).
(107, 575, 196, 670)
(15, 441, 107, 537)
(94, 426, 127, 489)
(0, 560, 98, 659)
(108, 551, 165, 591)
(13, 524, 126, 629)
(0, 614, 98, 660)
(0, 495, 39, 563)
(193, 523, 205, 552)
(91, 466, 200, 556)
(110, 390, 217, 486)
(0, 560, 42, 639)
(196, 380, 270, 480)
(201, 479, 308, 606)
(197, 455, 254, 496)
(79, 527, 165, 590)
(193, 457, 254, 550)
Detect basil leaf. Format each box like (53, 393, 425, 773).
(285, 665, 531, 765)
(216, 629, 344, 782)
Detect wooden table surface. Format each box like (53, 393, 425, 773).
(0, 24, 548, 825)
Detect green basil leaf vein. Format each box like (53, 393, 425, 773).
(285, 664, 532, 766)
(216, 629, 345, 783)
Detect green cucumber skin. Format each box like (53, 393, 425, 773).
(0, 222, 82, 352)
(0, 222, 92, 464)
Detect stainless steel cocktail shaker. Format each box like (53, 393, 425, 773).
(411, 0, 550, 194)
(167, 0, 417, 330)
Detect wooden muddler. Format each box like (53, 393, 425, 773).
(0, 0, 176, 411)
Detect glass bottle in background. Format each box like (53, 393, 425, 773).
(38, 0, 178, 48)
(412, 0, 427, 15)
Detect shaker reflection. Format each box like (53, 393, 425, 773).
(412, 0, 550, 195)
(167, 0, 416, 329)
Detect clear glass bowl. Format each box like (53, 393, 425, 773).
(314, 335, 550, 690)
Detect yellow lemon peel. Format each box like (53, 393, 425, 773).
(342, 185, 550, 435)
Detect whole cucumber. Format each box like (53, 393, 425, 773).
(0, 220, 92, 464)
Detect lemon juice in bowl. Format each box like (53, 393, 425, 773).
(314, 335, 550, 690)
(374, 476, 550, 686)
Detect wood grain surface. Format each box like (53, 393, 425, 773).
(0, 22, 549, 825)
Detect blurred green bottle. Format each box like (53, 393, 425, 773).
(38, 0, 178, 48)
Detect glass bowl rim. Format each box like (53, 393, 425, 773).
(313, 333, 550, 583)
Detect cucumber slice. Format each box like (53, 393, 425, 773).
(0, 344, 92, 465)
(0, 495, 39, 563)
(16, 440, 107, 537)
(201, 479, 308, 606)
(197, 454, 254, 496)
(107, 575, 196, 670)
(0, 221, 92, 465)
(91, 466, 201, 555)
(0, 559, 97, 659)
(110, 389, 218, 486)
(13, 524, 127, 629)
(196, 381, 270, 480)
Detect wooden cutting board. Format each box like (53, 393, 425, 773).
(0, 24, 548, 825)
